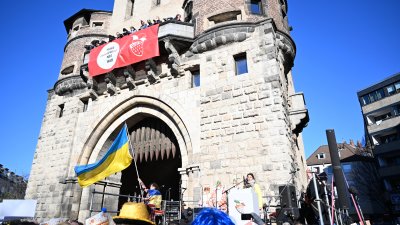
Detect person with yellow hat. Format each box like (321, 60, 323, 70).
(113, 202, 155, 225)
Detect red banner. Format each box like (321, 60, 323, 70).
(88, 25, 160, 77)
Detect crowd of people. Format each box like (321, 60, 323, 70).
(85, 14, 182, 50)
(5, 173, 264, 225)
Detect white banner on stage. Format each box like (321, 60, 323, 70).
(228, 188, 259, 225)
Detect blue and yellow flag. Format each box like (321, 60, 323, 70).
(75, 124, 132, 187)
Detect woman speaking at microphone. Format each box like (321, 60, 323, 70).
(245, 173, 263, 211)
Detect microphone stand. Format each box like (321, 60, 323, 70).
(222, 180, 245, 214)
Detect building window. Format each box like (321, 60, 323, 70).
(73, 26, 80, 32)
(374, 112, 392, 122)
(386, 85, 396, 96)
(361, 95, 370, 105)
(92, 22, 103, 27)
(184, 1, 193, 22)
(317, 153, 325, 159)
(83, 51, 90, 64)
(208, 11, 241, 24)
(192, 70, 200, 87)
(393, 104, 400, 116)
(58, 104, 65, 118)
(126, 0, 134, 19)
(154, 0, 161, 6)
(361, 88, 386, 105)
(379, 133, 398, 144)
(61, 65, 75, 75)
(234, 53, 248, 75)
(250, 0, 262, 15)
(395, 82, 400, 92)
(81, 99, 89, 112)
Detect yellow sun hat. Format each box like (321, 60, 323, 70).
(113, 202, 155, 225)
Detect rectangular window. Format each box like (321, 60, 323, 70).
(368, 92, 377, 102)
(361, 95, 370, 105)
(234, 53, 248, 75)
(92, 22, 103, 27)
(387, 85, 396, 96)
(83, 52, 90, 64)
(250, 0, 262, 14)
(81, 99, 89, 112)
(317, 153, 325, 159)
(58, 104, 64, 118)
(192, 70, 200, 87)
(376, 89, 385, 100)
(184, 1, 193, 22)
(380, 133, 398, 144)
(125, 0, 135, 19)
(394, 104, 400, 116)
(374, 112, 392, 122)
(395, 82, 400, 92)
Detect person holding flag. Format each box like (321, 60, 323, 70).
(138, 178, 162, 209)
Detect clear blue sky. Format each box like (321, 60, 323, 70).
(0, 1, 399, 176)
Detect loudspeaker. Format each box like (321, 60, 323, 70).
(279, 185, 297, 208)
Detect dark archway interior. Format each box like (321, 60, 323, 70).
(119, 117, 182, 209)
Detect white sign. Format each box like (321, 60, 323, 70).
(228, 189, 259, 225)
(97, 42, 120, 70)
(0, 199, 37, 220)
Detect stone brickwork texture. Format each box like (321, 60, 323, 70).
(26, 0, 308, 222)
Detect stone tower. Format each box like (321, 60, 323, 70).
(26, 0, 309, 222)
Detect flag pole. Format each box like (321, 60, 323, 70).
(125, 123, 144, 200)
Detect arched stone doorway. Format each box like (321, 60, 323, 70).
(119, 117, 182, 209)
(76, 95, 193, 221)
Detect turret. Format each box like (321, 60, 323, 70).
(54, 9, 112, 96)
(188, 0, 290, 35)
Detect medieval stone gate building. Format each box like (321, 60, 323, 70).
(26, 0, 309, 221)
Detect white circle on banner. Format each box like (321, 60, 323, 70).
(97, 42, 120, 70)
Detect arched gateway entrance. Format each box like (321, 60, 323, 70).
(76, 95, 193, 221)
(119, 117, 182, 209)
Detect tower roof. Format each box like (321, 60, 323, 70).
(63, 8, 112, 33)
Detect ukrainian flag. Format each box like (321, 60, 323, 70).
(75, 124, 132, 187)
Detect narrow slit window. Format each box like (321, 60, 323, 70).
(83, 52, 90, 64)
(192, 70, 200, 87)
(81, 99, 88, 112)
(58, 104, 65, 118)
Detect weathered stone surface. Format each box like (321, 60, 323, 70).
(27, 1, 308, 222)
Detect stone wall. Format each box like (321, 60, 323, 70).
(27, 1, 308, 222)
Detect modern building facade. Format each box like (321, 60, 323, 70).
(357, 73, 400, 216)
(307, 143, 385, 220)
(26, 0, 309, 222)
(306, 141, 360, 174)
